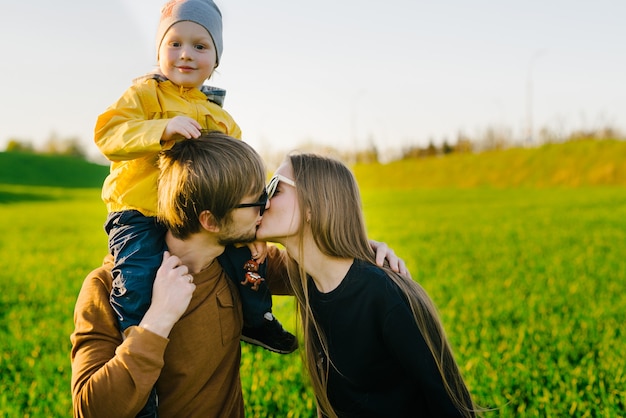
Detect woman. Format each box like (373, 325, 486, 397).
(256, 153, 477, 418)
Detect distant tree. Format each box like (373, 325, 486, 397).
(355, 135, 379, 164)
(5, 138, 34, 153)
(42, 133, 86, 159)
(61, 137, 87, 158)
(400, 145, 419, 159)
(441, 139, 454, 154)
(425, 140, 437, 157)
(538, 126, 562, 144)
(454, 132, 473, 153)
(400, 139, 444, 160)
(567, 125, 624, 141)
(481, 127, 509, 150)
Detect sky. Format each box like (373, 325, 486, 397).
(1, 0, 624, 162)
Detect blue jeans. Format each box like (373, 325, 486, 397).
(106, 212, 273, 330)
(105, 210, 167, 331)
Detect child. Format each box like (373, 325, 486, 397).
(95, 0, 297, 371)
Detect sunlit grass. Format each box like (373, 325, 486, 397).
(360, 187, 626, 415)
(1, 172, 625, 415)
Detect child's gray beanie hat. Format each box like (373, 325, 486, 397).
(156, 0, 223, 65)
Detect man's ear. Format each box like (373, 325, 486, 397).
(199, 210, 220, 232)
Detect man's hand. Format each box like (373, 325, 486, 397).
(139, 251, 196, 338)
(369, 240, 411, 278)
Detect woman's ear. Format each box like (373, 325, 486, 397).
(199, 210, 220, 232)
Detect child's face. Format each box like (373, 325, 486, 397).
(158, 21, 217, 89)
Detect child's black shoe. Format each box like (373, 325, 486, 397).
(242, 313, 298, 354)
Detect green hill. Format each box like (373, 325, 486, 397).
(1, 139, 624, 189)
(0, 152, 109, 188)
(355, 139, 626, 189)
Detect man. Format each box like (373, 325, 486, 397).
(73, 133, 288, 417)
(71, 133, 405, 417)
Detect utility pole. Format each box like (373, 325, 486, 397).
(526, 50, 545, 146)
(350, 89, 366, 162)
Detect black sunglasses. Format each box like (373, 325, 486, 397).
(234, 189, 268, 216)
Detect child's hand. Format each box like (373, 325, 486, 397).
(247, 240, 268, 264)
(163, 116, 202, 141)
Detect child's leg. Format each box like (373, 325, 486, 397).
(105, 210, 166, 417)
(105, 210, 167, 331)
(239, 276, 298, 354)
(218, 245, 298, 354)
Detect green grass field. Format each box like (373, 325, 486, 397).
(1, 141, 625, 416)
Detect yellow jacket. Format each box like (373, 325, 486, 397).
(95, 76, 242, 216)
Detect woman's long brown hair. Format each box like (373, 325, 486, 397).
(285, 152, 477, 418)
